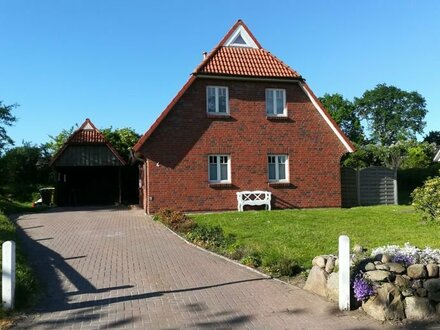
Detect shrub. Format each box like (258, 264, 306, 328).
(411, 173, 440, 222)
(155, 208, 196, 233)
(185, 224, 235, 250)
(240, 253, 262, 268)
(262, 255, 302, 277)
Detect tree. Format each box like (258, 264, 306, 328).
(424, 131, 440, 146)
(101, 127, 140, 161)
(43, 126, 76, 155)
(0, 101, 18, 154)
(400, 141, 437, 169)
(319, 93, 364, 144)
(0, 143, 52, 201)
(355, 84, 427, 145)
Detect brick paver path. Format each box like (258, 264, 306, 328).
(13, 207, 386, 329)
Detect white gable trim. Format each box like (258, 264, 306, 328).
(299, 82, 354, 153)
(83, 122, 94, 130)
(223, 25, 258, 49)
(434, 149, 440, 162)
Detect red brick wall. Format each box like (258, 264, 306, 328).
(139, 78, 347, 213)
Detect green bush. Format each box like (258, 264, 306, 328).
(262, 253, 303, 277)
(240, 252, 262, 268)
(155, 208, 196, 233)
(411, 172, 440, 222)
(185, 224, 235, 250)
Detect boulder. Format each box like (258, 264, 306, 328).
(404, 296, 434, 320)
(362, 283, 404, 321)
(424, 278, 440, 302)
(376, 264, 390, 271)
(365, 270, 391, 282)
(312, 256, 326, 269)
(387, 263, 406, 274)
(381, 254, 392, 264)
(407, 264, 427, 279)
(402, 290, 414, 297)
(326, 272, 339, 302)
(427, 264, 439, 278)
(364, 262, 376, 271)
(394, 275, 410, 288)
(416, 288, 427, 297)
(353, 244, 364, 254)
(325, 257, 335, 273)
(304, 266, 328, 297)
(411, 280, 423, 290)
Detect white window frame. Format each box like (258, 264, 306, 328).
(268, 154, 289, 183)
(208, 155, 231, 183)
(266, 88, 287, 117)
(206, 86, 229, 115)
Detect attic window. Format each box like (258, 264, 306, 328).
(231, 34, 247, 46)
(223, 25, 259, 49)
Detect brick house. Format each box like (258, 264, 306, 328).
(133, 20, 354, 214)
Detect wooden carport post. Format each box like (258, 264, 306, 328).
(118, 167, 122, 204)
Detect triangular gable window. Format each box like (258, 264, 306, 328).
(232, 34, 247, 45)
(83, 122, 94, 130)
(223, 25, 259, 49)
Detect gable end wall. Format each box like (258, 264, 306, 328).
(139, 78, 347, 213)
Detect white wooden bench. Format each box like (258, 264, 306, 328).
(236, 191, 272, 212)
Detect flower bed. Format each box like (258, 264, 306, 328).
(305, 243, 440, 321)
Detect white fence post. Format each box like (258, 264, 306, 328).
(338, 235, 350, 311)
(2, 241, 16, 310)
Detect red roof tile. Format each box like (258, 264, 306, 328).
(70, 129, 106, 143)
(196, 47, 300, 78)
(49, 118, 126, 166)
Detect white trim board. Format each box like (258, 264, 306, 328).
(434, 149, 440, 162)
(299, 82, 354, 153)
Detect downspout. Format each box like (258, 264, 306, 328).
(118, 167, 122, 204)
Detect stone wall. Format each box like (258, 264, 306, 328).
(304, 249, 440, 321)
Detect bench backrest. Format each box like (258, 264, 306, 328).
(236, 191, 271, 201)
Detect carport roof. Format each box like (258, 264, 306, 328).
(50, 118, 126, 167)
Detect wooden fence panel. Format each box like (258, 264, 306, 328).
(341, 167, 358, 208)
(341, 166, 397, 207)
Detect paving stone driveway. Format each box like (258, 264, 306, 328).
(13, 207, 386, 329)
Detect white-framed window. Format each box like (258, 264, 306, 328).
(268, 155, 289, 182)
(207, 86, 229, 114)
(266, 89, 286, 116)
(209, 155, 231, 183)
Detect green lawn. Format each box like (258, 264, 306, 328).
(191, 205, 437, 270)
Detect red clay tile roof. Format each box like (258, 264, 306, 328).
(70, 129, 107, 143)
(50, 118, 126, 166)
(196, 46, 301, 78)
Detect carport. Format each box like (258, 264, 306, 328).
(50, 119, 127, 206)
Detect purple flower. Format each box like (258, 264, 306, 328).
(353, 273, 375, 301)
(392, 254, 413, 266)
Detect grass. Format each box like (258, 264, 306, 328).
(0, 196, 41, 318)
(191, 205, 437, 270)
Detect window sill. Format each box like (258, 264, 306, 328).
(209, 183, 234, 189)
(207, 113, 231, 119)
(268, 182, 293, 188)
(266, 115, 290, 121)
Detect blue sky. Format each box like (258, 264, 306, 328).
(1, 1, 439, 146)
